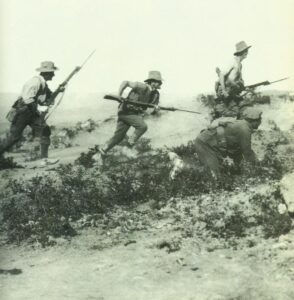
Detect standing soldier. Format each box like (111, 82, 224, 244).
(98, 71, 163, 156)
(195, 107, 262, 182)
(213, 41, 252, 119)
(0, 61, 65, 165)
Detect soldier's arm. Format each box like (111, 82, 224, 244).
(118, 81, 142, 96)
(219, 72, 227, 95)
(150, 91, 160, 105)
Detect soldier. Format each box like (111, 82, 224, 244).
(98, 71, 163, 156)
(195, 107, 262, 181)
(213, 41, 252, 119)
(0, 61, 65, 165)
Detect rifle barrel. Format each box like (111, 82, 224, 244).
(103, 94, 201, 114)
(246, 77, 289, 89)
(175, 108, 201, 114)
(269, 77, 289, 84)
(80, 49, 96, 68)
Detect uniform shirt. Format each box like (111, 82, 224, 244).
(216, 57, 244, 96)
(119, 82, 160, 115)
(223, 57, 243, 85)
(21, 76, 51, 105)
(198, 120, 256, 162)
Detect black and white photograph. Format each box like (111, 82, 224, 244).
(0, 0, 294, 299)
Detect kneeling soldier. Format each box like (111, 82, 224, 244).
(195, 107, 262, 181)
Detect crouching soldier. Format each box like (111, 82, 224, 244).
(195, 107, 262, 181)
(98, 71, 163, 156)
(0, 61, 64, 165)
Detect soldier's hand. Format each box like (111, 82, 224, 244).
(222, 90, 229, 98)
(37, 105, 49, 114)
(244, 86, 255, 94)
(59, 85, 67, 93)
(154, 105, 160, 112)
(121, 97, 128, 105)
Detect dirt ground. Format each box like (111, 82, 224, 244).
(1, 217, 294, 300)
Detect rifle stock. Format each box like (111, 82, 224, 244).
(103, 94, 201, 114)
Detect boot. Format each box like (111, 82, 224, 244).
(40, 144, 49, 159)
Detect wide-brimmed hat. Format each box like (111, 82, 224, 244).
(144, 71, 163, 83)
(36, 61, 59, 72)
(234, 41, 251, 55)
(242, 107, 262, 120)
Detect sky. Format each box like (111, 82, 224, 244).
(0, 0, 293, 96)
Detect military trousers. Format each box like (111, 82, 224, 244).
(195, 137, 223, 180)
(104, 114, 148, 152)
(0, 107, 51, 158)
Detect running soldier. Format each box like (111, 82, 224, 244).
(0, 61, 64, 165)
(98, 71, 163, 155)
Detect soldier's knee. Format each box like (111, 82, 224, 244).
(141, 123, 148, 133)
(42, 126, 51, 137)
(136, 122, 147, 134)
(9, 132, 22, 144)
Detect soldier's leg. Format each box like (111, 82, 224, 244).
(103, 118, 130, 152)
(195, 137, 222, 180)
(230, 152, 243, 174)
(124, 115, 148, 145)
(0, 112, 31, 155)
(30, 116, 51, 158)
(40, 125, 51, 158)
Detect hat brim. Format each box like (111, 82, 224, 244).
(36, 67, 59, 72)
(144, 78, 163, 83)
(234, 45, 251, 55)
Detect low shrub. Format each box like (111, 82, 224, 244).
(1, 133, 291, 246)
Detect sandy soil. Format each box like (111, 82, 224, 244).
(1, 219, 294, 300)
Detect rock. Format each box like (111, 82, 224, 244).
(156, 238, 181, 253)
(278, 204, 288, 214)
(0, 268, 22, 275)
(280, 172, 294, 213)
(206, 246, 215, 252)
(167, 151, 184, 179)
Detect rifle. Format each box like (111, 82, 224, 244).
(45, 50, 96, 120)
(245, 77, 289, 90)
(104, 94, 201, 115)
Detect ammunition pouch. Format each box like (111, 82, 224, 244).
(212, 120, 234, 155)
(6, 98, 26, 122)
(6, 108, 18, 122)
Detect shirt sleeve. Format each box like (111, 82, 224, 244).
(21, 77, 41, 104)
